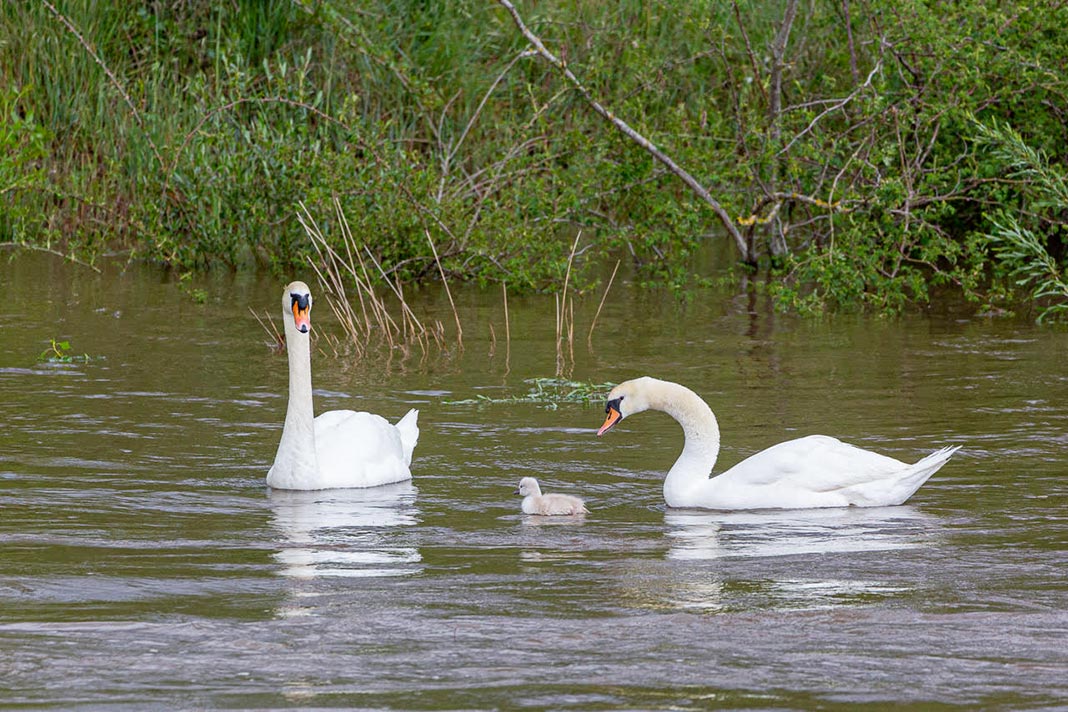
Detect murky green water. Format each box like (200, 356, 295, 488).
(2, 253, 1067, 709)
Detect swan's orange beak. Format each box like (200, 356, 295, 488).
(597, 406, 621, 436)
(292, 301, 311, 333)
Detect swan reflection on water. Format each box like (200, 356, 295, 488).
(618, 506, 943, 612)
(267, 481, 422, 579)
(665, 505, 938, 561)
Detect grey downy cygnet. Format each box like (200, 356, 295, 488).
(515, 477, 589, 516)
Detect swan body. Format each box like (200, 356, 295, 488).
(515, 477, 589, 516)
(266, 281, 418, 491)
(597, 376, 959, 510)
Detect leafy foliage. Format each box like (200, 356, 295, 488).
(0, 87, 51, 244)
(3, 0, 1068, 315)
(972, 120, 1068, 322)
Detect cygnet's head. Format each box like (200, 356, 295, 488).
(283, 281, 313, 334)
(515, 477, 541, 497)
(597, 376, 656, 435)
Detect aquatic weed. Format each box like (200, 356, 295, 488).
(446, 377, 614, 410)
(37, 339, 92, 364)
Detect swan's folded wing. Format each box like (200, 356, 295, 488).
(313, 410, 411, 487)
(720, 435, 907, 491)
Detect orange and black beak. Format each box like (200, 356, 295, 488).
(597, 398, 623, 436)
(291, 293, 311, 333)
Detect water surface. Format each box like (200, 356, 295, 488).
(2, 253, 1067, 709)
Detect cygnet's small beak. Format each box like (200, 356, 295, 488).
(597, 406, 622, 436)
(513, 487, 522, 496)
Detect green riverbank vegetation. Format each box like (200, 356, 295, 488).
(3, 1, 1068, 319)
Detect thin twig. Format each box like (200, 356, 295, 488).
(561, 231, 581, 299)
(553, 232, 582, 376)
(0, 242, 101, 273)
(335, 198, 374, 335)
(425, 229, 463, 348)
(502, 281, 511, 372)
(249, 307, 285, 352)
(567, 294, 574, 365)
(587, 259, 620, 346)
(364, 246, 426, 334)
(730, 1, 768, 105)
(777, 58, 884, 157)
(437, 50, 529, 202)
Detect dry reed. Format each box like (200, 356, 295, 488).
(587, 258, 620, 346)
(555, 232, 581, 377)
(425, 228, 463, 349)
(297, 204, 619, 373)
(249, 306, 285, 352)
(298, 199, 456, 360)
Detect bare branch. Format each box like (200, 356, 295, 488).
(730, 1, 768, 106)
(495, 0, 752, 263)
(768, 0, 800, 142)
(777, 58, 883, 157)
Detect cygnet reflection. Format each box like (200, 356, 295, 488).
(268, 481, 421, 578)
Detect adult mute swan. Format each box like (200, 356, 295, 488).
(596, 376, 959, 510)
(266, 281, 419, 490)
(515, 477, 589, 516)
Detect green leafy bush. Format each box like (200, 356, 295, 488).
(3, 0, 1068, 315)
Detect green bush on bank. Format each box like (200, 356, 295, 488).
(2, 1, 1067, 317)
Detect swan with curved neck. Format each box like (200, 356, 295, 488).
(597, 376, 959, 510)
(267, 281, 418, 490)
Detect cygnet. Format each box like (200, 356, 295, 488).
(515, 477, 589, 516)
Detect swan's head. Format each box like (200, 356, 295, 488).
(515, 477, 541, 497)
(597, 377, 656, 436)
(282, 281, 313, 334)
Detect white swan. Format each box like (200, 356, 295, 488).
(266, 281, 419, 490)
(596, 376, 959, 510)
(515, 477, 589, 516)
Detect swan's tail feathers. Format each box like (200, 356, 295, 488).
(895, 444, 961, 504)
(395, 409, 420, 466)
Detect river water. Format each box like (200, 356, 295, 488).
(2, 252, 1066, 709)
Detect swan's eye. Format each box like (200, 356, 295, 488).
(606, 396, 623, 414)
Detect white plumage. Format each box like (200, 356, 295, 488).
(515, 477, 589, 516)
(266, 281, 418, 491)
(597, 376, 959, 510)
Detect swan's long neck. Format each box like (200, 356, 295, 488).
(269, 322, 319, 486)
(646, 380, 721, 507)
